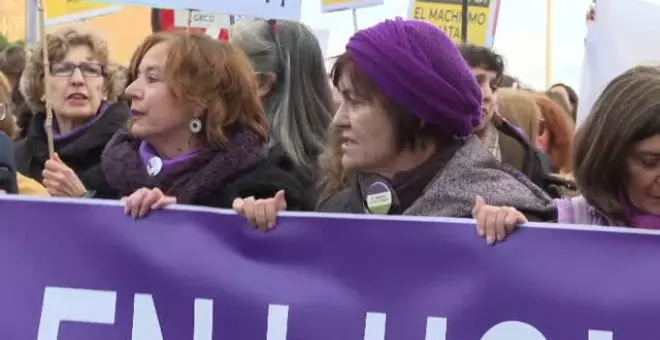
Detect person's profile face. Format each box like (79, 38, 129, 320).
(330, 72, 397, 174)
(124, 42, 189, 141)
(471, 67, 499, 132)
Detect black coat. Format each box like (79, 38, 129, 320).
(14, 102, 130, 199)
(267, 144, 319, 211)
(194, 159, 307, 210)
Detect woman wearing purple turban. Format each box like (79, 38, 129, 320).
(234, 18, 556, 229)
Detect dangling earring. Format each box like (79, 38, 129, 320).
(189, 117, 202, 134)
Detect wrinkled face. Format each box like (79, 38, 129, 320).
(47, 45, 105, 121)
(331, 72, 397, 173)
(471, 67, 499, 132)
(626, 135, 660, 215)
(125, 42, 191, 141)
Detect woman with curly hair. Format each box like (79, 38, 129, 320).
(16, 26, 129, 199)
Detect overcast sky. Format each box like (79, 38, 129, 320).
(301, 0, 592, 92)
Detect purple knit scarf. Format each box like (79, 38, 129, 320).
(101, 128, 266, 204)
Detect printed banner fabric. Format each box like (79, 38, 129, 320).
(0, 197, 657, 339)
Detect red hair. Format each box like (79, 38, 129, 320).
(129, 32, 268, 148)
(532, 94, 575, 172)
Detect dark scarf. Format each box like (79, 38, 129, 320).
(101, 128, 266, 204)
(21, 102, 129, 181)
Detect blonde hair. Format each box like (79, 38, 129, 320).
(0, 71, 17, 138)
(497, 88, 541, 141)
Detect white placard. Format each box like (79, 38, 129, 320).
(173, 10, 252, 29)
(577, 0, 660, 125)
(94, 0, 301, 21)
(321, 0, 383, 13)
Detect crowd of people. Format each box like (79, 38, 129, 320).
(0, 15, 656, 237)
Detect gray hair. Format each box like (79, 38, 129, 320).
(230, 19, 334, 176)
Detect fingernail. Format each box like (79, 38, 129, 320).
(487, 237, 494, 245)
(478, 229, 485, 236)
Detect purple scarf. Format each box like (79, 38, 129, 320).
(138, 141, 201, 177)
(101, 128, 266, 204)
(53, 102, 110, 143)
(623, 195, 660, 229)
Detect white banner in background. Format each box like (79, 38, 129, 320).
(93, 0, 302, 21)
(321, 0, 384, 13)
(173, 10, 252, 28)
(578, 0, 660, 125)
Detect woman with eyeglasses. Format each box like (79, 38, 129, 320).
(15, 26, 129, 199)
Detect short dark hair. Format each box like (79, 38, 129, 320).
(331, 52, 439, 150)
(458, 44, 505, 81)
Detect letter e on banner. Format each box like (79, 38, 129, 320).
(589, 330, 614, 340)
(481, 321, 547, 340)
(194, 298, 214, 340)
(364, 312, 387, 340)
(363, 313, 448, 340)
(425, 317, 448, 340)
(267, 304, 289, 340)
(37, 287, 117, 340)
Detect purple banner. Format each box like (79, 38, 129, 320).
(0, 197, 658, 339)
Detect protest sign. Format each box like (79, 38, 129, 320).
(45, 0, 122, 26)
(408, 0, 500, 47)
(577, 0, 660, 125)
(1, 196, 659, 339)
(171, 10, 251, 28)
(93, 0, 302, 21)
(321, 0, 384, 13)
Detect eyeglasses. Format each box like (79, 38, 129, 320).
(50, 62, 105, 78)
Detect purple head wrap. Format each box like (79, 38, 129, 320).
(346, 18, 483, 137)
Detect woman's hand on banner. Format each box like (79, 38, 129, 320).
(233, 190, 287, 230)
(123, 187, 177, 219)
(472, 195, 526, 245)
